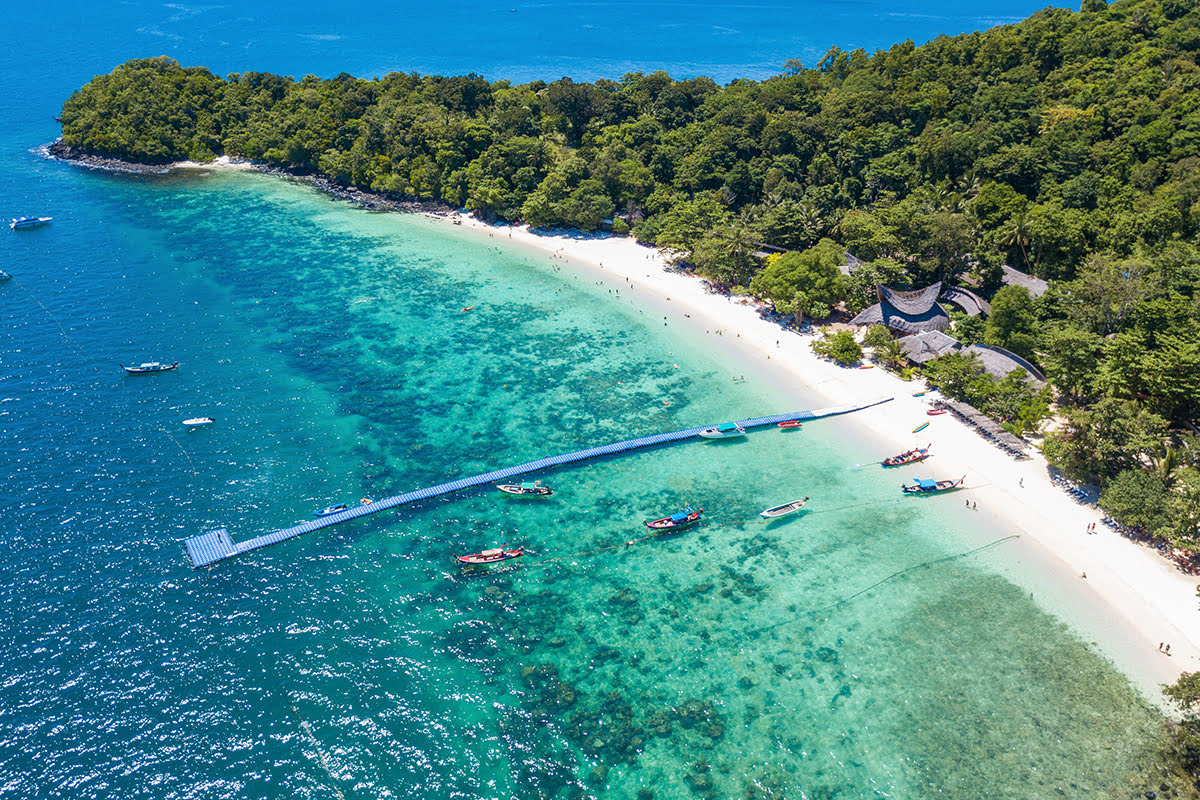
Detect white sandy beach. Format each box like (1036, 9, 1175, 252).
(444, 212, 1200, 703)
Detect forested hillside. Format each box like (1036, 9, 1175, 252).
(59, 0, 1199, 551)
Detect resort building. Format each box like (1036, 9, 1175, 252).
(896, 332, 1046, 386)
(849, 282, 951, 334)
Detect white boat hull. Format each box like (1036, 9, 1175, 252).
(699, 428, 746, 439)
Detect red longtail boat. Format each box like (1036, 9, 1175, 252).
(645, 507, 703, 530)
(454, 545, 524, 566)
(882, 445, 930, 467)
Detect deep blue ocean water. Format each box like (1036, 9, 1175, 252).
(0, 2, 1174, 799)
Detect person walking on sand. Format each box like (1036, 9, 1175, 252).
(1166, 644, 1171, 655)
(1159, 643, 1164, 652)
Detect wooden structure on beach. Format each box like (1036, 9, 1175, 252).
(184, 399, 892, 568)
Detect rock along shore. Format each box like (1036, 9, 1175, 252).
(44, 141, 456, 216)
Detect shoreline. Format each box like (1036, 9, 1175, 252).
(46, 144, 1200, 703)
(437, 212, 1200, 705)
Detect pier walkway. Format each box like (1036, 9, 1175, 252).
(184, 398, 891, 568)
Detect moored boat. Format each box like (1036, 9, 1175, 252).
(455, 545, 524, 566)
(760, 497, 808, 518)
(901, 476, 965, 495)
(10, 216, 52, 230)
(182, 417, 215, 427)
(882, 445, 930, 467)
(314, 503, 349, 516)
(121, 361, 179, 374)
(496, 481, 553, 496)
(699, 422, 745, 439)
(777, 420, 803, 429)
(645, 506, 703, 530)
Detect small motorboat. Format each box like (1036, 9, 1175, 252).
(926, 408, 948, 416)
(902, 476, 965, 495)
(183, 417, 215, 427)
(882, 445, 930, 467)
(0, 270, 11, 282)
(777, 420, 803, 429)
(121, 361, 179, 374)
(10, 216, 52, 230)
(314, 503, 349, 517)
(760, 497, 808, 518)
(699, 422, 746, 439)
(455, 545, 524, 566)
(645, 507, 703, 530)
(496, 481, 553, 496)
(913, 421, 930, 433)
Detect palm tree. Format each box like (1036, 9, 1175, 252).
(1152, 444, 1183, 489)
(1000, 212, 1033, 272)
(872, 336, 907, 371)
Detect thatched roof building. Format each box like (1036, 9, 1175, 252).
(895, 333, 1045, 386)
(1001, 265, 1048, 297)
(849, 282, 951, 334)
(940, 286, 990, 316)
(897, 330, 961, 364)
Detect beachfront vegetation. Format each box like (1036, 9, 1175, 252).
(810, 330, 863, 366)
(59, 0, 1200, 545)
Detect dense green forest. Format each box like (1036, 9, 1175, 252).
(59, 0, 1199, 551)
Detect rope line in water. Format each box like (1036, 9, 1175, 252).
(793, 534, 1020, 620)
(290, 704, 346, 800)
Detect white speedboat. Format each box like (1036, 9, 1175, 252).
(10, 216, 52, 230)
(698, 422, 746, 439)
(183, 417, 215, 427)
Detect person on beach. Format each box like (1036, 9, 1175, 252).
(1159, 643, 1164, 652)
(1166, 644, 1171, 655)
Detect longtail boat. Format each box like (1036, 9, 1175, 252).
(760, 497, 808, 518)
(645, 507, 703, 530)
(882, 445, 930, 467)
(901, 476, 965, 495)
(496, 481, 553, 496)
(455, 545, 524, 566)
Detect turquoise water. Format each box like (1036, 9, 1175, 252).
(0, 168, 1169, 797)
(0, 1, 1174, 797)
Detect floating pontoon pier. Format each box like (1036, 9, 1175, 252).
(184, 398, 891, 568)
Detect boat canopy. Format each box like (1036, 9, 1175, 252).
(670, 512, 688, 521)
(520, 482, 537, 489)
(717, 422, 739, 432)
(917, 479, 936, 489)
